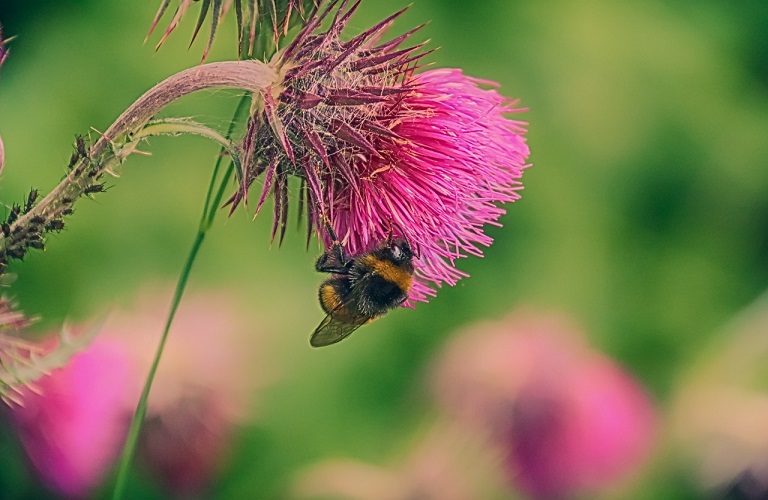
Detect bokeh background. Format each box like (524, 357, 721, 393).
(1, 0, 768, 498)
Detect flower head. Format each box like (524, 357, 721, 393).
(235, 0, 530, 303)
(431, 312, 656, 498)
(0, 297, 38, 404)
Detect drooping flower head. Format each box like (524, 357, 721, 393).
(235, 0, 530, 303)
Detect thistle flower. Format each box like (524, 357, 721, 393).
(234, 0, 530, 304)
(9, 339, 134, 498)
(7, 288, 263, 497)
(112, 289, 261, 494)
(431, 312, 656, 498)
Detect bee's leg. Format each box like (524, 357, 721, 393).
(326, 224, 348, 265)
(315, 253, 351, 274)
(316, 216, 351, 274)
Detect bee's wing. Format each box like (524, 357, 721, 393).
(310, 314, 365, 347)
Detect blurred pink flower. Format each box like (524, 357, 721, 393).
(232, 1, 529, 304)
(138, 393, 236, 495)
(111, 289, 262, 495)
(431, 312, 656, 498)
(8, 288, 262, 497)
(10, 339, 135, 498)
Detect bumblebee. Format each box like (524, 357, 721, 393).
(311, 226, 415, 347)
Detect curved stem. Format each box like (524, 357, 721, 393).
(92, 61, 274, 156)
(111, 93, 251, 500)
(0, 60, 275, 258)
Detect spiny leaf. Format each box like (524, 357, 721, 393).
(149, 0, 319, 61)
(271, 166, 289, 244)
(146, 0, 174, 41)
(190, 0, 212, 48)
(203, 0, 223, 62)
(235, 0, 244, 57)
(255, 156, 278, 215)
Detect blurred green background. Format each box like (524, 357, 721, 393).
(1, 0, 768, 498)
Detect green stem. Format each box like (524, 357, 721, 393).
(111, 93, 251, 499)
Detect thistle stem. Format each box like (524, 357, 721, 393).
(0, 60, 275, 262)
(111, 93, 251, 500)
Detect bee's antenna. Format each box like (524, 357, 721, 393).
(385, 223, 394, 244)
(388, 220, 420, 259)
(412, 240, 421, 260)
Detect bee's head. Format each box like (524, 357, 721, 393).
(377, 238, 414, 277)
(386, 239, 414, 264)
(383, 221, 419, 262)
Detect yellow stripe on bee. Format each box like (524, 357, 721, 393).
(320, 283, 342, 313)
(361, 255, 413, 292)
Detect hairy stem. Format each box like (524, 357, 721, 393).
(91, 61, 274, 156)
(0, 60, 275, 265)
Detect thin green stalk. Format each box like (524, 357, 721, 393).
(112, 93, 250, 499)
